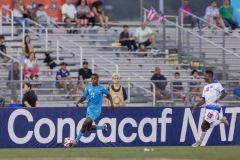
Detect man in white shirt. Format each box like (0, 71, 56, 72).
(61, 0, 78, 30)
(191, 70, 229, 147)
(134, 22, 159, 53)
(204, 0, 226, 30)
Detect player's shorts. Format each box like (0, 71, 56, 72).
(204, 109, 219, 123)
(86, 109, 101, 122)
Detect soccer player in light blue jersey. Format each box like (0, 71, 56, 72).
(73, 73, 114, 146)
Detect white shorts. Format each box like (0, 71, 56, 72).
(204, 109, 219, 123)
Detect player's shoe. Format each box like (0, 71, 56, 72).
(72, 139, 78, 147)
(103, 124, 108, 133)
(191, 140, 202, 147)
(221, 117, 229, 126)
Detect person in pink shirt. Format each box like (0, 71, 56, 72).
(179, 0, 199, 29)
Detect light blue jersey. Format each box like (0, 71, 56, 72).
(83, 84, 109, 112)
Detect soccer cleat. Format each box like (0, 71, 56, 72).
(191, 140, 202, 147)
(103, 124, 108, 133)
(72, 139, 78, 147)
(221, 117, 229, 126)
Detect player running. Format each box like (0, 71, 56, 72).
(191, 70, 229, 147)
(73, 73, 114, 146)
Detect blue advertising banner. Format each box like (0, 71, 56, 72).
(0, 107, 239, 148)
(232, 0, 240, 24)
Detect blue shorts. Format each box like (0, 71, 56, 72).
(86, 110, 101, 121)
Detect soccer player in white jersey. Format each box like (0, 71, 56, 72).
(191, 70, 229, 147)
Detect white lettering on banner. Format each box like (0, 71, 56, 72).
(97, 118, 116, 143)
(8, 109, 33, 144)
(225, 107, 240, 141)
(158, 108, 172, 142)
(34, 118, 55, 144)
(138, 118, 157, 143)
(76, 118, 96, 143)
(57, 118, 75, 143)
(118, 118, 137, 143)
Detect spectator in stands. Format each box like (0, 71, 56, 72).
(189, 69, 202, 102)
(179, 0, 199, 29)
(78, 60, 92, 90)
(150, 67, 171, 100)
(23, 52, 39, 80)
(21, 35, 34, 61)
(91, 0, 109, 28)
(13, 0, 30, 31)
(172, 72, 186, 103)
(61, 0, 78, 28)
(134, 22, 159, 52)
(119, 25, 138, 51)
(36, 4, 53, 28)
(76, 0, 96, 28)
(56, 62, 78, 96)
(43, 52, 57, 69)
(107, 73, 127, 107)
(7, 62, 20, 102)
(204, 0, 227, 31)
(220, 0, 239, 31)
(0, 35, 9, 63)
(22, 83, 38, 107)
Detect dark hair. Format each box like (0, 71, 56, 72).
(205, 70, 214, 77)
(123, 25, 128, 28)
(24, 35, 30, 54)
(24, 83, 32, 90)
(92, 73, 99, 79)
(175, 72, 180, 76)
(210, 0, 216, 4)
(13, 62, 19, 66)
(92, 0, 102, 8)
(191, 70, 197, 75)
(0, 35, 5, 39)
(45, 51, 51, 57)
(38, 4, 44, 8)
(77, 0, 87, 6)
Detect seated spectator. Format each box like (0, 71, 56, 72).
(43, 52, 57, 69)
(22, 83, 38, 107)
(56, 62, 77, 96)
(220, 0, 239, 31)
(22, 52, 39, 80)
(179, 0, 199, 29)
(172, 72, 186, 102)
(134, 22, 159, 52)
(107, 73, 127, 107)
(13, 0, 30, 31)
(204, 0, 227, 30)
(21, 35, 34, 61)
(91, 0, 109, 28)
(78, 60, 92, 90)
(76, 0, 96, 28)
(7, 62, 20, 102)
(0, 35, 9, 63)
(36, 4, 52, 27)
(189, 70, 202, 102)
(119, 25, 138, 51)
(150, 67, 171, 100)
(61, 0, 78, 28)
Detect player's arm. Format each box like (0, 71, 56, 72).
(24, 101, 32, 107)
(75, 96, 86, 107)
(192, 98, 205, 113)
(106, 94, 114, 111)
(215, 90, 227, 103)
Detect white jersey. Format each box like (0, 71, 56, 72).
(202, 82, 224, 112)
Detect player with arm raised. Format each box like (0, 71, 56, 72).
(191, 70, 229, 147)
(73, 73, 114, 146)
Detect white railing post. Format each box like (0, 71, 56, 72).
(80, 46, 83, 68)
(45, 28, 48, 51)
(175, 16, 178, 44)
(20, 65, 23, 101)
(150, 82, 156, 107)
(2, 7, 14, 39)
(92, 57, 94, 73)
(128, 76, 131, 103)
(56, 40, 59, 64)
(0, 8, 2, 35)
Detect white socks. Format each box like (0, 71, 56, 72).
(199, 131, 206, 141)
(211, 120, 221, 128)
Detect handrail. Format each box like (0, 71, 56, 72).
(179, 9, 240, 39)
(59, 36, 82, 68)
(92, 54, 118, 74)
(22, 18, 48, 51)
(0, 50, 23, 101)
(1, 6, 14, 39)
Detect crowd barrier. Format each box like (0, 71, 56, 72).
(0, 106, 239, 148)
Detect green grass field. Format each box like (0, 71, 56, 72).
(0, 146, 239, 160)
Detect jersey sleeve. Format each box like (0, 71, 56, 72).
(202, 86, 206, 99)
(216, 83, 225, 92)
(101, 86, 109, 95)
(83, 86, 89, 97)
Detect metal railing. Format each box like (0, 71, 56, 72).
(0, 6, 14, 39)
(92, 55, 119, 74)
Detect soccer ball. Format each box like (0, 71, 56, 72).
(63, 137, 74, 148)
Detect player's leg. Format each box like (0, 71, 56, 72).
(192, 120, 210, 147)
(86, 112, 108, 133)
(74, 117, 92, 145)
(211, 116, 229, 128)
